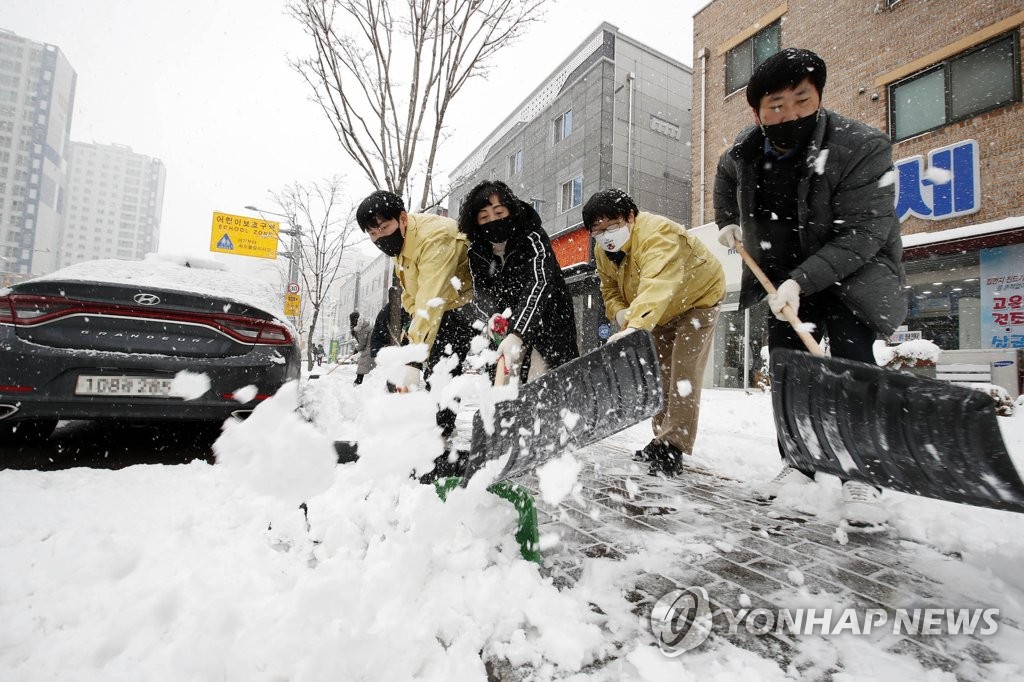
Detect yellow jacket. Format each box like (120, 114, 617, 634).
(595, 212, 725, 331)
(395, 213, 473, 349)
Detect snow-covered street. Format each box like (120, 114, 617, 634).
(3, 363, 1024, 680)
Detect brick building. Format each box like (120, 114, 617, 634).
(692, 1, 1024, 388)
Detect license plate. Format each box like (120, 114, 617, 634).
(75, 375, 175, 397)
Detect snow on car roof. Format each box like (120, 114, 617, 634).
(25, 253, 292, 326)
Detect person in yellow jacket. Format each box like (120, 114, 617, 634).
(356, 190, 475, 439)
(583, 188, 726, 476)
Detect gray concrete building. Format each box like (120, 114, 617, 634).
(335, 253, 393, 355)
(447, 23, 693, 352)
(60, 141, 165, 266)
(0, 29, 76, 283)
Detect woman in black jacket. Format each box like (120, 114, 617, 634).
(458, 180, 579, 382)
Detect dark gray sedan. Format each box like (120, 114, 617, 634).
(0, 256, 300, 443)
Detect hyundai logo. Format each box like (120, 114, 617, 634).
(133, 293, 161, 306)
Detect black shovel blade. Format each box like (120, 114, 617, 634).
(463, 329, 664, 483)
(771, 348, 1024, 513)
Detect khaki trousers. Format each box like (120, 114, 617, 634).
(650, 305, 720, 455)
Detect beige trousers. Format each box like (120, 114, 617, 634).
(650, 305, 721, 455)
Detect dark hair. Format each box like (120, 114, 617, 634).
(349, 311, 360, 325)
(356, 190, 406, 232)
(457, 180, 524, 235)
(581, 188, 639, 230)
(745, 48, 827, 109)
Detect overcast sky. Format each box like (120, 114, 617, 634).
(5, 0, 703, 266)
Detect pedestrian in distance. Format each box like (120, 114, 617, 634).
(349, 312, 373, 385)
(457, 180, 579, 383)
(713, 47, 907, 528)
(583, 188, 726, 477)
(355, 190, 475, 439)
(313, 343, 324, 367)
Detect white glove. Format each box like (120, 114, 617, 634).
(768, 279, 801, 320)
(606, 327, 636, 345)
(396, 364, 422, 392)
(717, 223, 742, 249)
(615, 308, 629, 328)
(496, 332, 523, 370)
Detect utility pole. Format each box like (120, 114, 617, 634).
(245, 205, 303, 326)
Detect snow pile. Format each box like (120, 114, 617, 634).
(218, 364, 608, 678)
(874, 338, 941, 368)
(214, 381, 337, 506)
(5, 364, 1024, 680)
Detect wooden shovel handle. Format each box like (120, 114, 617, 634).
(495, 355, 509, 386)
(733, 242, 824, 357)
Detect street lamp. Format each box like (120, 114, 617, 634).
(244, 205, 304, 301)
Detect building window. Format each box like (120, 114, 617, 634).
(725, 21, 780, 95)
(553, 109, 573, 144)
(890, 32, 1021, 142)
(508, 149, 523, 177)
(531, 198, 543, 213)
(559, 175, 582, 213)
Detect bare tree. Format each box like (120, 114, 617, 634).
(288, 0, 548, 210)
(269, 177, 364, 369)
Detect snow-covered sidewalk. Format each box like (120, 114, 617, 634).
(2, 364, 1024, 680)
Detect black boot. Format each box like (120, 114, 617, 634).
(647, 442, 684, 476)
(633, 439, 661, 462)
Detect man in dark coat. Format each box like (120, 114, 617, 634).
(457, 180, 578, 382)
(714, 48, 906, 528)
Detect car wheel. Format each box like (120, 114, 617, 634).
(0, 418, 58, 444)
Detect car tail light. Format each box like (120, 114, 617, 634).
(0, 293, 294, 345)
(1, 294, 79, 325)
(214, 317, 294, 345)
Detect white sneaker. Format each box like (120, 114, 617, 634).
(756, 465, 813, 500)
(841, 481, 888, 528)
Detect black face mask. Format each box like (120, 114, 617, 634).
(478, 217, 513, 244)
(761, 110, 819, 151)
(373, 229, 405, 257)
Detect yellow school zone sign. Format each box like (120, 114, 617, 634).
(210, 212, 280, 259)
(284, 293, 301, 317)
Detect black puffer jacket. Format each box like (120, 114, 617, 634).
(714, 109, 907, 335)
(467, 201, 579, 377)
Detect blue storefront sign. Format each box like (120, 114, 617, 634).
(894, 139, 980, 222)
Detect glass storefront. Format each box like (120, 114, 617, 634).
(711, 292, 772, 389)
(709, 250, 988, 388)
(903, 251, 982, 349)
(562, 241, 1021, 390)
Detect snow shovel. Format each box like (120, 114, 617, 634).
(734, 242, 1024, 513)
(462, 328, 664, 482)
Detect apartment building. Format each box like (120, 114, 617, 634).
(692, 1, 1024, 388)
(60, 141, 165, 266)
(0, 28, 75, 282)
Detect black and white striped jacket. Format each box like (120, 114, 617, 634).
(467, 201, 579, 374)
